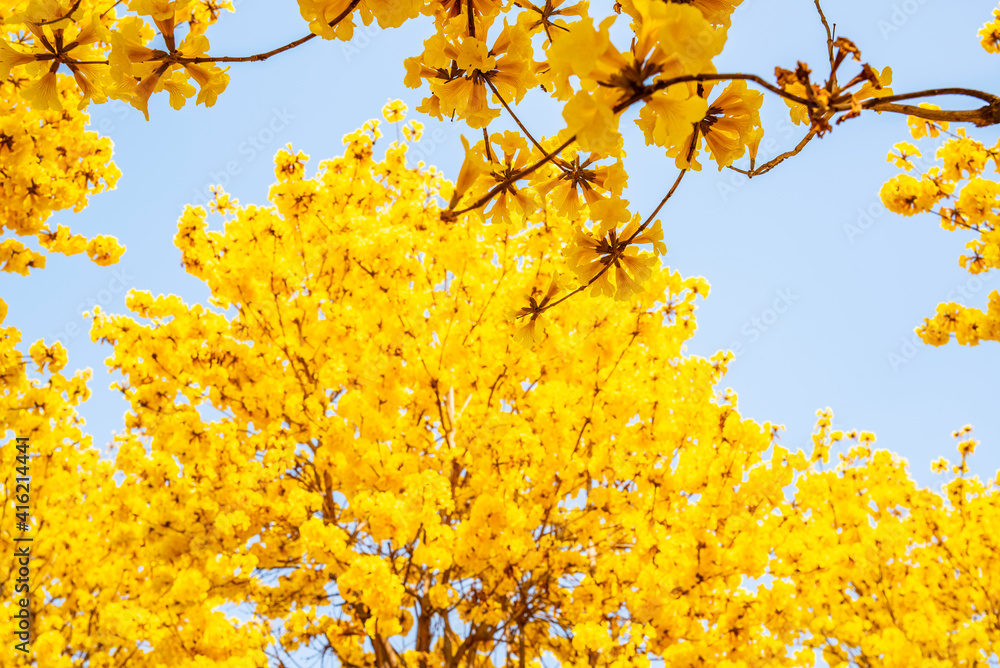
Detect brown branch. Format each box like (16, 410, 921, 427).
(865, 100, 1000, 128)
(486, 78, 549, 156)
(635, 160, 689, 234)
(728, 127, 819, 178)
(100, 1, 122, 19)
(36, 0, 81, 26)
(157, 0, 362, 64)
(613, 74, 1000, 130)
(482, 127, 493, 162)
(183, 34, 321, 63)
(445, 69, 1000, 227)
(537, 140, 694, 316)
(853, 86, 999, 106)
(612, 72, 812, 114)
(813, 0, 836, 75)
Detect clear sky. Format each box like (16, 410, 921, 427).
(3, 2, 999, 494)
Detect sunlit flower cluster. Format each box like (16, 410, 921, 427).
(884, 100, 1000, 346)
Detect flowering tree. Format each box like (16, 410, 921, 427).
(1, 0, 999, 666)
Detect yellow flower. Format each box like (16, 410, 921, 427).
(544, 15, 615, 99)
(563, 91, 620, 156)
(39, 225, 88, 256)
(746, 126, 765, 167)
(509, 273, 564, 346)
(86, 236, 126, 266)
(209, 187, 240, 215)
(937, 130, 988, 181)
(636, 84, 709, 151)
(879, 174, 943, 216)
(679, 80, 763, 170)
(622, 216, 667, 256)
(887, 142, 920, 170)
(408, 21, 535, 129)
(0, 39, 36, 79)
(569, 224, 657, 300)
(516, 0, 587, 43)
(29, 339, 68, 374)
(553, 2, 722, 105)
(957, 439, 978, 457)
(21, 71, 62, 111)
(678, 0, 744, 27)
(382, 99, 408, 122)
(297, 0, 364, 39)
(854, 64, 893, 102)
(979, 7, 1000, 53)
(275, 145, 309, 181)
(402, 120, 424, 141)
(161, 69, 198, 110)
(482, 131, 536, 224)
(447, 135, 490, 209)
(533, 150, 627, 220)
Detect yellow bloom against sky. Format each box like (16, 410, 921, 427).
(0, 0, 999, 665)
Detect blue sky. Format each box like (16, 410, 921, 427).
(3, 0, 999, 494)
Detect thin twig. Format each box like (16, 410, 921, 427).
(181, 33, 322, 63)
(635, 165, 688, 234)
(614, 73, 1000, 130)
(813, 0, 836, 75)
(486, 78, 549, 156)
(483, 127, 494, 163)
(93, 0, 361, 65)
(100, 1, 122, 19)
(727, 127, 818, 178)
(612, 73, 812, 114)
(37, 0, 81, 26)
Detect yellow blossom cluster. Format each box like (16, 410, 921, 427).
(3, 0, 995, 308)
(881, 20, 1000, 347)
(770, 412, 1000, 665)
(0, 73, 121, 275)
(981, 5, 1000, 53)
(0, 299, 269, 667)
(82, 110, 809, 666)
(0, 0, 997, 660)
(0, 0, 234, 116)
(0, 112, 960, 666)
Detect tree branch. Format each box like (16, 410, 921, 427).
(856, 97, 1000, 128)
(36, 0, 82, 26)
(180, 0, 361, 63)
(486, 78, 549, 156)
(728, 127, 819, 178)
